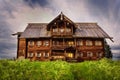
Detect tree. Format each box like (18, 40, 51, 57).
(104, 40, 112, 58)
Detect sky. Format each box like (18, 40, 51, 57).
(0, 0, 120, 59)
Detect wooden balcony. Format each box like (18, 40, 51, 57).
(52, 45, 76, 50)
(52, 32, 72, 36)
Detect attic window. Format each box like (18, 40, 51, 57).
(60, 28, 64, 33)
(66, 28, 71, 32)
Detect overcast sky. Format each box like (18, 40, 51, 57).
(0, 0, 120, 59)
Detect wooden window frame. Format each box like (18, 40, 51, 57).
(86, 40, 93, 46)
(36, 41, 42, 47)
(29, 41, 34, 46)
(95, 41, 102, 46)
(43, 41, 49, 47)
(77, 40, 83, 46)
(36, 52, 41, 57)
(28, 52, 34, 57)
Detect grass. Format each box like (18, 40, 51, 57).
(0, 58, 120, 80)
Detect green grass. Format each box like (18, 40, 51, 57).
(0, 58, 120, 80)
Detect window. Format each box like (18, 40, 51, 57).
(86, 40, 93, 46)
(80, 53, 83, 57)
(96, 52, 103, 58)
(77, 40, 83, 46)
(29, 41, 34, 46)
(87, 52, 93, 57)
(28, 52, 34, 57)
(43, 41, 49, 46)
(36, 52, 41, 57)
(66, 28, 71, 32)
(68, 41, 74, 46)
(53, 41, 59, 45)
(37, 41, 42, 47)
(95, 41, 102, 46)
(68, 53, 73, 58)
(60, 28, 64, 33)
(43, 52, 49, 57)
(53, 28, 58, 32)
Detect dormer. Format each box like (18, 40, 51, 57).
(47, 12, 76, 36)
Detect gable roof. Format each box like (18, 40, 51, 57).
(20, 22, 113, 41)
(47, 12, 76, 30)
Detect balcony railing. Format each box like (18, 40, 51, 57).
(52, 45, 75, 50)
(52, 32, 72, 36)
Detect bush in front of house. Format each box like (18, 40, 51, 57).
(0, 58, 120, 80)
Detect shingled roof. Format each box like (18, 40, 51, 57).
(20, 23, 112, 40)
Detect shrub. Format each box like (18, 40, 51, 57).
(0, 58, 120, 80)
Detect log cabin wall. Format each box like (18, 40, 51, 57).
(18, 38, 26, 59)
(26, 38, 51, 61)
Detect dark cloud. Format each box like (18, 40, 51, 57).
(0, 20, 16, 59)
(0, 0, 120, 59)
(24, 0, 48, 8)
(86, 0, 110, 18)
(111, 45, 120, 50)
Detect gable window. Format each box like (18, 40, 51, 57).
(29, 41, 34, 46)
(95, 41, 102, 46)
(60, 28, 64, 33)
(77, 40, 83, 46)
(86, 40, 93, 46)
(37, 41, 42, 47)
(66, 28, 71, 32)
(43, 41, 49, 46)
(28, 52, 34, 57)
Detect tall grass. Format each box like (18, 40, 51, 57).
(0, 58, 120, 80)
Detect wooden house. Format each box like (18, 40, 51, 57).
(13, 12, 113, 61)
